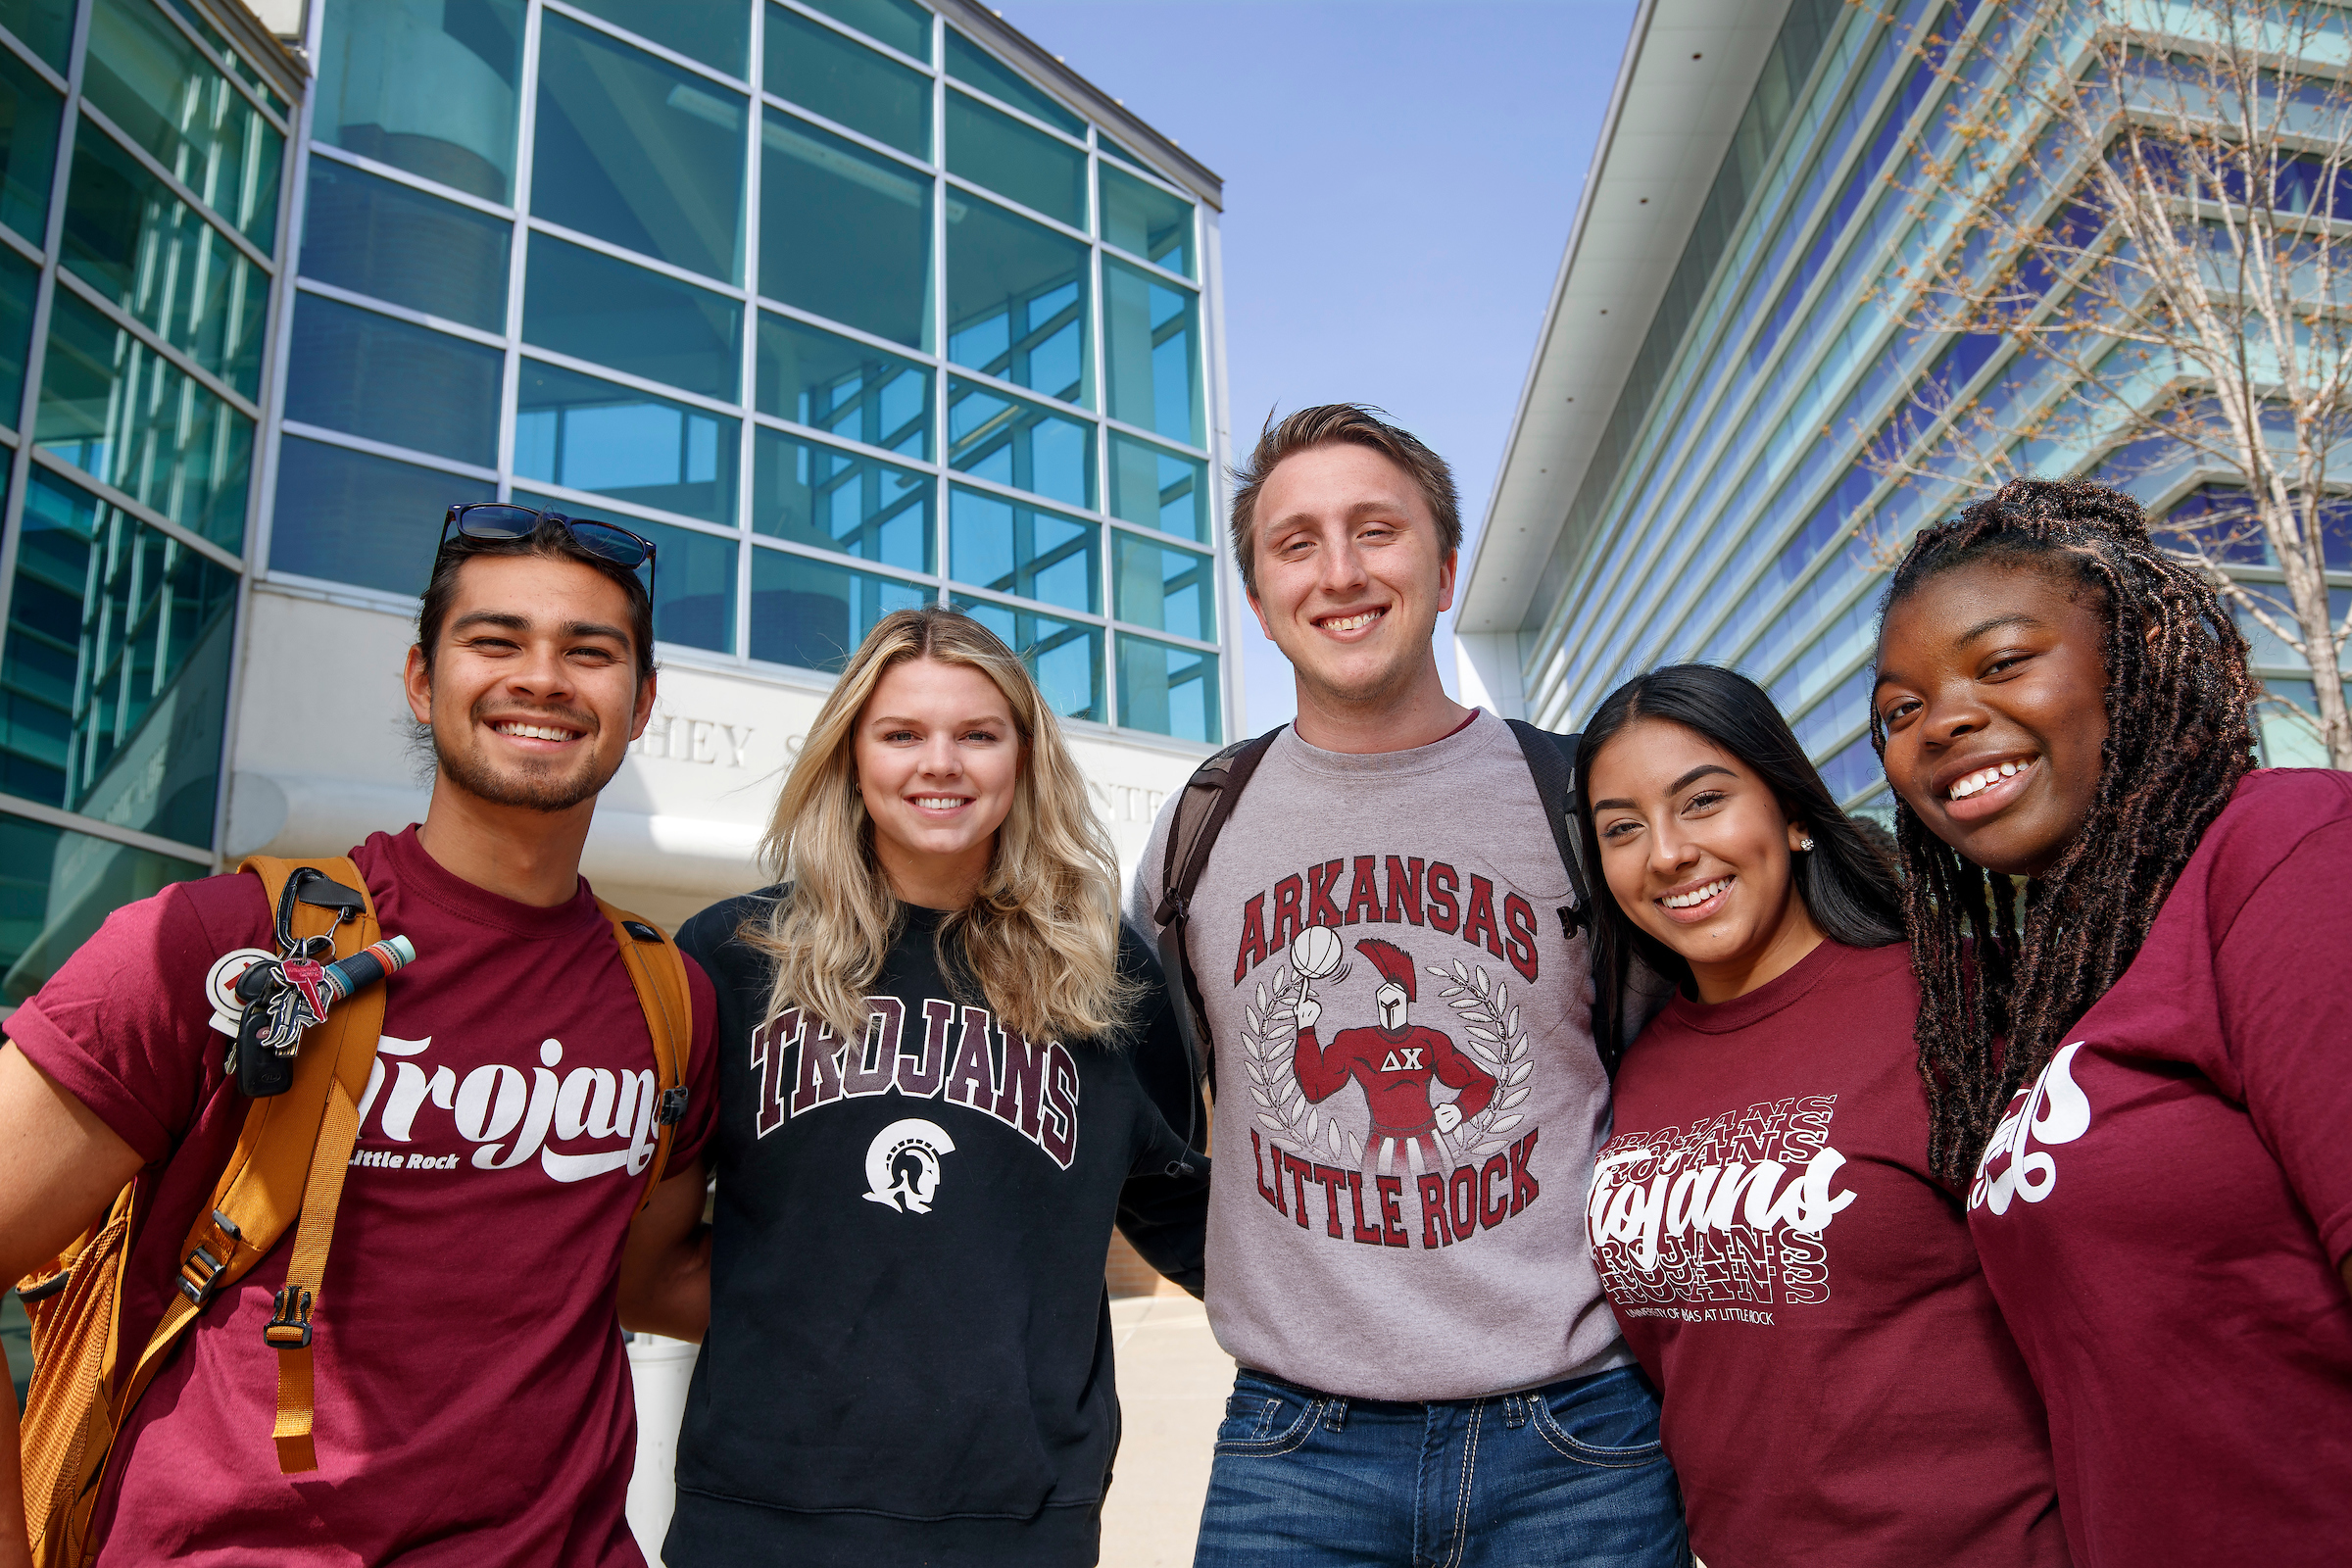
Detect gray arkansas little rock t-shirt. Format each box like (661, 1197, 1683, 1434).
(1132, 710, 1630, 1401)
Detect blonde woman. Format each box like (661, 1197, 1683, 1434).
(659, 607, 1208, 1568)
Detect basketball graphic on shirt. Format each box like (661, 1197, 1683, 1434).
(1290, 926, 1345, 980)
(863, 1118, 956, 1214)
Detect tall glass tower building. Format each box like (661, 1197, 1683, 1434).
(0, 0, 1234, 1012)
(1456, 0, 2349, 813)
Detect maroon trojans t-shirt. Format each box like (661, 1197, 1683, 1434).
(1592, 940, 2066, 1568)
(6, 828, 717, 1566)
(1968, 769, 2352, 1568)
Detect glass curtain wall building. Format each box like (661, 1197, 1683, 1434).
(1458, 0, 2349, 812)
(269, 0, 1229, 748)
(0, 0, 301, 1003)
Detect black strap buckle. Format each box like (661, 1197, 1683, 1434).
(657, 1085, 689, 1126)
(264, 1287, 314, 1349)
(177, 1246, 228, 1305)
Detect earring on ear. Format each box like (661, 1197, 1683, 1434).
(1797, 835, 1816, 851)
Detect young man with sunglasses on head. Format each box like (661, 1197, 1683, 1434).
(0, 508, 721, 1566)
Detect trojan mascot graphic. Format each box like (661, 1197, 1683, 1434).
(1293, 936, 1495, 1168)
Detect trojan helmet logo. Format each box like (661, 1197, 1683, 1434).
(863, 1118, 957, 1214)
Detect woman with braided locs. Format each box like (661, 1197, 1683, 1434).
(1872, 477, 2352, 1567)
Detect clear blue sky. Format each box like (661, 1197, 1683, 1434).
(997, 0, 1641, 732)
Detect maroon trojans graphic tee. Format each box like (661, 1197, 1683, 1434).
(1968, 769, 2352, 1568)
(1594, 939, 2064, 1567)
(1132, 710, 1627, 1401)
(7, 828, 719, 1566)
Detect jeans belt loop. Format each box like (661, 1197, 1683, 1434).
(1503, 1394, 1529, 1429)
(1319, 1396, 1348, 1433)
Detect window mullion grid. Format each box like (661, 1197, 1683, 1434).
(736, 0, 763, 664)
(278, 420, 500, 485)
(525, 216, 748, 301)
(0, 0, 93, 694)
(26, 444, 244, 574)
(943, 172, 1089, 248)
(930, 13, 949, 610)
(541, 0, 753, 96)
(76, 100, 278, 275)
(760, 89, 936, 175)
(772, 0, 930, 75)
(1087, 137, 1112, 724)
(499, 3, 548, 505)
(52, 266, 262, 420)
(148, 0, 290, 136)
(307, 143, 518, 221)
(753, 409, 940, 477)
(750, 531, 939, 593)
(294, 277, 509, 351)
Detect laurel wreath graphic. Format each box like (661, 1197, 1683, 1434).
(1432, 959, 1534, 1158)
(1238, 957, 1534, 1165)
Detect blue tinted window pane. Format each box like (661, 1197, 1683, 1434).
(35, 291, 253, 549)
(285, 295, 503, 467)
(515, 361, 738, 524)
(949, 485, 1096, 612)
(752, 547, 928, 670)
(155, 0, 287, 116)
(948, 198, 1087, 405)
(0, 244, 36, 423)
(1816, 733, 1883, 807)
(270, 434, 489, 596)
(803, 0, 929, 63)
(757, 312, 929, 458)
(947, 91, 1081, 229)
(1097, 131, 1145, 171)
(534, 14, 746, 284)
(516, 492, 733, 653)
(947, 377, 1091, 508)
(0, 808, 208, 1004)
(944, 28, 1080, 136)
(0, 0, 73, 71)
(66, 125, 270, 398)
(755, 428, 931, 571)
(0, 466, 236, 841)
(522, 232, 742, 403)
(0, 43, 60, 242)
(761, 109, 931, 349)
(953, 594, 1101, 720)
(768, 6, 928, 160)
(568, 0, 749, 77)
(1115, 633, 1217, 743)
(1113, 532, 1212, 640)
(300, 158, 511, 331)
(84, 0, 282, 245)
(1100, 163, 1192, 277)
(1106, 431, 1204, 541)
(1103, 259, 1200, 445)
(316, 0, 521, 204)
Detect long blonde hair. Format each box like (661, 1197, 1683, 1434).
(748, 606, 1132, 1047)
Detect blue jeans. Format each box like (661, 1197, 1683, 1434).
(1193, 1364, 1687, 1568)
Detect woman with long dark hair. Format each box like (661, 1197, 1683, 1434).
(1873, 478, 2352, 1568)
(1577, 663, 2065, 1567)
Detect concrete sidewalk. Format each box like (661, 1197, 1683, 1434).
(1102, 1293, 1230, 1568)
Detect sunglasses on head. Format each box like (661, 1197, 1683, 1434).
(439, 503, 658, 592)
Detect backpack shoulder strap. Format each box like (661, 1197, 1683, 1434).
(1503, 720, 1628, 1077)
(1151, 726, 1283, 1124)
(596, 901, 693, 1213)
(125, 855, 389, 1476)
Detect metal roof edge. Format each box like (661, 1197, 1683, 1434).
(1457, 0, 1794, 634)
(202, 0, 311, 95)
(934, 0, 1225, 210)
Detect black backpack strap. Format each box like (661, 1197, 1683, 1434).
(1152, 726, 1284, 1124)
(1504, 719, 1627, 1076)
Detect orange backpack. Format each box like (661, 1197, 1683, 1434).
(14, 856, 692, 1568)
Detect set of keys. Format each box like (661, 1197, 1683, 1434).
(218, 869, 417, 1098)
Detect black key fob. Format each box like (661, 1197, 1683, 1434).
(233, 1003, 295, 1098)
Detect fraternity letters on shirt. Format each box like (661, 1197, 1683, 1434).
(1590, 1096, 1859, 1324)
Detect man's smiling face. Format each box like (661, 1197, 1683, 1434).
(1248, 442, 1456, 713)
(404, 553, 655, 814)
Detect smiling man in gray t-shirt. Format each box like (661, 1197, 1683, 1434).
(1130, 406, 1686, 1567)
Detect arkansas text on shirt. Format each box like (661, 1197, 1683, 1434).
(1593, 939, 2066, 1568)
(4, 828, 719, 1567)
(1969, 769, 2352, 1568)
